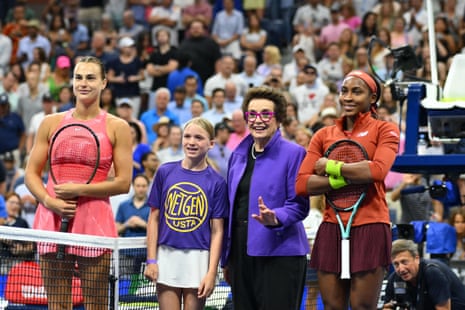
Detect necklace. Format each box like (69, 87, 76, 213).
(251, 143, 257, 159)
(251, 143, 263, 160)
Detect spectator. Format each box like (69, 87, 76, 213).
(88, 30, 118, 67)
(208, 121, 232, 179)
(376, 0, 398, 31)
(223, 81, 243, 114)
(353, 46, 371, 73)
(32, 47, 51, 83)
(0, 192, 35, 265)
(16, 19, 50, 71)
(188, 99, 205, 126)
(203, 54, 247, 107)
(140, 151, 160, 183)
(2, 5, 28, 67)
(115, 174, 151, 274)
(167, 86, 191, 126)
(338, 28, 358, 59)
(0, 159, 6, 196)
(126, 0, 151, 28)
(283, 44, 308, 87)
(46, 55, 71, 102)
(239, 11, 267, 64)
(107, 36, 144, 118)
(0, 21, 13, 76)
(166, 52, 203, 97)
(181, 0, 213, 35)
(390, 16, 412, 49)
(225, 109, 249, 151)
(357, 11, 378, 48)
(383, 239, 465, 309)
(292, 21, 318, 65)
(128, 121, 151, 180)
(238, 54, 264, 90)
(140, 87, 180, 145)
(293, 0, 330, 36)
(148, 0, 181, 47)
(3, 152, 23, 195)
(256, 45, 281, 78)
(0, 93, 25, 162)
(115, 97, 147, 144)
(99, 13, 118, 52)
(390, 173, 433, 224)
(115, 175, 150, 231)
(56, 85, 74, 112)
(179, 19, 222, 85)
(118, 9, 145, 41)
(184, 75, 208, 111)
(5, 1, 36, 24)
(294, 125, 313, 149)
(448, 208, 465, 261)
(152, 116, 171, 153)
(156, 125, 184, 164)
(0, 71, 20, 112)
(403, 0, 427, 48)
(319, 3, 350, 53)
(317, 42, 344, 86)
(26, 94, 56, 157)
(17, 65, 48, 127)
(100, 87, 117, 115)
(67, 17, 90, 55)
(202, 88, 230, 126)
(77, 0, 104, 33)
(292, 65, 330, 127)
(146, 28, 178, 104)
(340, 1, 362, 31)
(3, 192, 27, 228)
(211, 0, 244, 61)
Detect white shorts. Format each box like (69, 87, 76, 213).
(157, 245, 209, 288)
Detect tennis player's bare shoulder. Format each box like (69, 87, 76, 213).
(105, 113, 131, 143)
(40, 112, 68, 135)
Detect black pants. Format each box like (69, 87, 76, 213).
(228, 225, 307, 310)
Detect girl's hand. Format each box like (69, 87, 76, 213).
(144, 263, 158, 283)
(198, 272, 216, 299)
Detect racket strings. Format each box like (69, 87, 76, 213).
(326, 143, 368, 210)
(50, 130, 99, 184)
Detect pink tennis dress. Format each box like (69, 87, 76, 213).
(33, 109, 116, 256)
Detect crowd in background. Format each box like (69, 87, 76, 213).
(0, 0, 465, 266)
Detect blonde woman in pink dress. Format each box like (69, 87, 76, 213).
(25, 56, 132, 309)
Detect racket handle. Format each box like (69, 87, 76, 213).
(340, 239, 351, 279)
(56, 218, 69, 260)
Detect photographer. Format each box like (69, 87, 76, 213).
(383, 239, 465, 310)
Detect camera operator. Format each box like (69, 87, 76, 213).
(383, 239, 465, 310)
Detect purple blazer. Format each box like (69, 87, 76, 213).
(222, 130, 309, 265)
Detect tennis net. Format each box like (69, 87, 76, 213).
(0, 226, 233, 310)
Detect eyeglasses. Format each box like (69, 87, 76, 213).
(245, 111, 275, 123)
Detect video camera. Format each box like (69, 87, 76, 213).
(393, 281, 412, 310)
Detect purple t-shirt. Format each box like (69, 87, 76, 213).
(148, 161, 228, 250)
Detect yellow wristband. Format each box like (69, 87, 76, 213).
(326, 159, 344, 177)
(328, 175, 348, 189)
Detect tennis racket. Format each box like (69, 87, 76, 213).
(324, 139, 369, 279)
(48, 123, 100, 260)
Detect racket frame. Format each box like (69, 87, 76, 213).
(48, 123, 101, 260)
(324, 139, 369, 279)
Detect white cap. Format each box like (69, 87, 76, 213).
(119, 36, 135, 48)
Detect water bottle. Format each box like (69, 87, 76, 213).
(417, 134, 427, 155)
